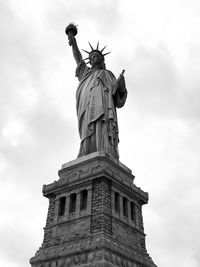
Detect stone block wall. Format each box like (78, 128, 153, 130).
(42, 195, 55, 247)
(91, 177, 112, 235)
(30, 154, 157, 267)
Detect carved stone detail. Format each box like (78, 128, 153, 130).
(31, 249, 157, 267)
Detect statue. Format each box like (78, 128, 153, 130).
(66, 24, 127, 160)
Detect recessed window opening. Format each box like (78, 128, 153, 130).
(80, 190, 88, 211)
(69, 193, 77, 213)
(114, 192, 120, 213)
(58, 196, 66, 216)
(131, 202, 136, 221)
(123, 197, 128, 217)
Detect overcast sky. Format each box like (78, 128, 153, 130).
(0, 0, 200, 266)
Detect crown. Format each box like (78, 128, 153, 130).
(82, 41, 111, 63)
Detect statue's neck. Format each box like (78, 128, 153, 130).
(91, 63, 105, 70)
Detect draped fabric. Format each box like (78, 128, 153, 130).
(75, 61, 127, 160)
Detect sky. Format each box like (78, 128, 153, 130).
(0, 0, 200, 266)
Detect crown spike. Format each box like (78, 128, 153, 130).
(82, 49, 90, 54)
(101, 45, 107, 52)
(88, 42, 94, 50)
(96, 41, 99, 50)
(103, 52, 111, 56)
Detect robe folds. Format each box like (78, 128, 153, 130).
(75, 60, 127, 160)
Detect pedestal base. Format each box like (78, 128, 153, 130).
(30, 152, 157, 267)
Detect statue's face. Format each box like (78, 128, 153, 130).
(89, 52, 103, 67)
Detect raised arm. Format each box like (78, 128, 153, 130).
(68, 33, 82, 65)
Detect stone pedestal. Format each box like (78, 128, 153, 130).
(30, 152, 157, 267)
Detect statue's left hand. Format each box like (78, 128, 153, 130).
(113, 74, 126, 96)
(116, 74, 126, 90)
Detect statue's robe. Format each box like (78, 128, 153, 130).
(76, 61, 127, 160)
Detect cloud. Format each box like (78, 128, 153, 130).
(0, 176, 47, 267)
(127, 45, 177, 116)
(0, 1, 200, 267)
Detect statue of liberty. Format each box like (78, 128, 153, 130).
(66, 24, 127, 160)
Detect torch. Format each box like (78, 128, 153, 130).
(65, 23, 78, 46)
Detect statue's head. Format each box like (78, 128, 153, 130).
(83, 42, 111, 69)
(89, 51, 104, 69)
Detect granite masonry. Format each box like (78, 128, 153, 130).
(30, 152, 157, 267)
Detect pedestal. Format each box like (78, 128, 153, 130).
(30, 152, 157, 267)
